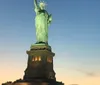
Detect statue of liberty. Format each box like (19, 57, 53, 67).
(34, 0, 52, 44)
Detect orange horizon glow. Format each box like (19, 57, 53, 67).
(1, 66, 100, 85)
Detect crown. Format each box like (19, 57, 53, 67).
(39, 0, 47, 7)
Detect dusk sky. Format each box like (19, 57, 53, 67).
(0, 0, 100, 85)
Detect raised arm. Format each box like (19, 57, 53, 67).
(34, 0, 38, 8)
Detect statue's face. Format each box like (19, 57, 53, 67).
(39, 2, 46, 10)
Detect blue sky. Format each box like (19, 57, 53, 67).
(0, 0, 100, 85)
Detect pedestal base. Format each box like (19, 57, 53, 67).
(3, 80, 64, 85)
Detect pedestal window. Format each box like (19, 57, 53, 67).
(32, 56, 41, 61)
(32, 57, 35, 61)
(47, 57, 52, 63)
(38, 56, 41, 61)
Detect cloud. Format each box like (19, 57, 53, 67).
(76, 69, 96, 77)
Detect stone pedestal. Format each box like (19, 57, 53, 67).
(24, 44, 56, 81)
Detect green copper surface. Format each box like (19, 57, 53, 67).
(34, 0, 52, 43)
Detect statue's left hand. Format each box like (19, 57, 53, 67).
(49, 14, 52, 22)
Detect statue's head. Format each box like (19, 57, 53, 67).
(39, 1, 46, 10)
